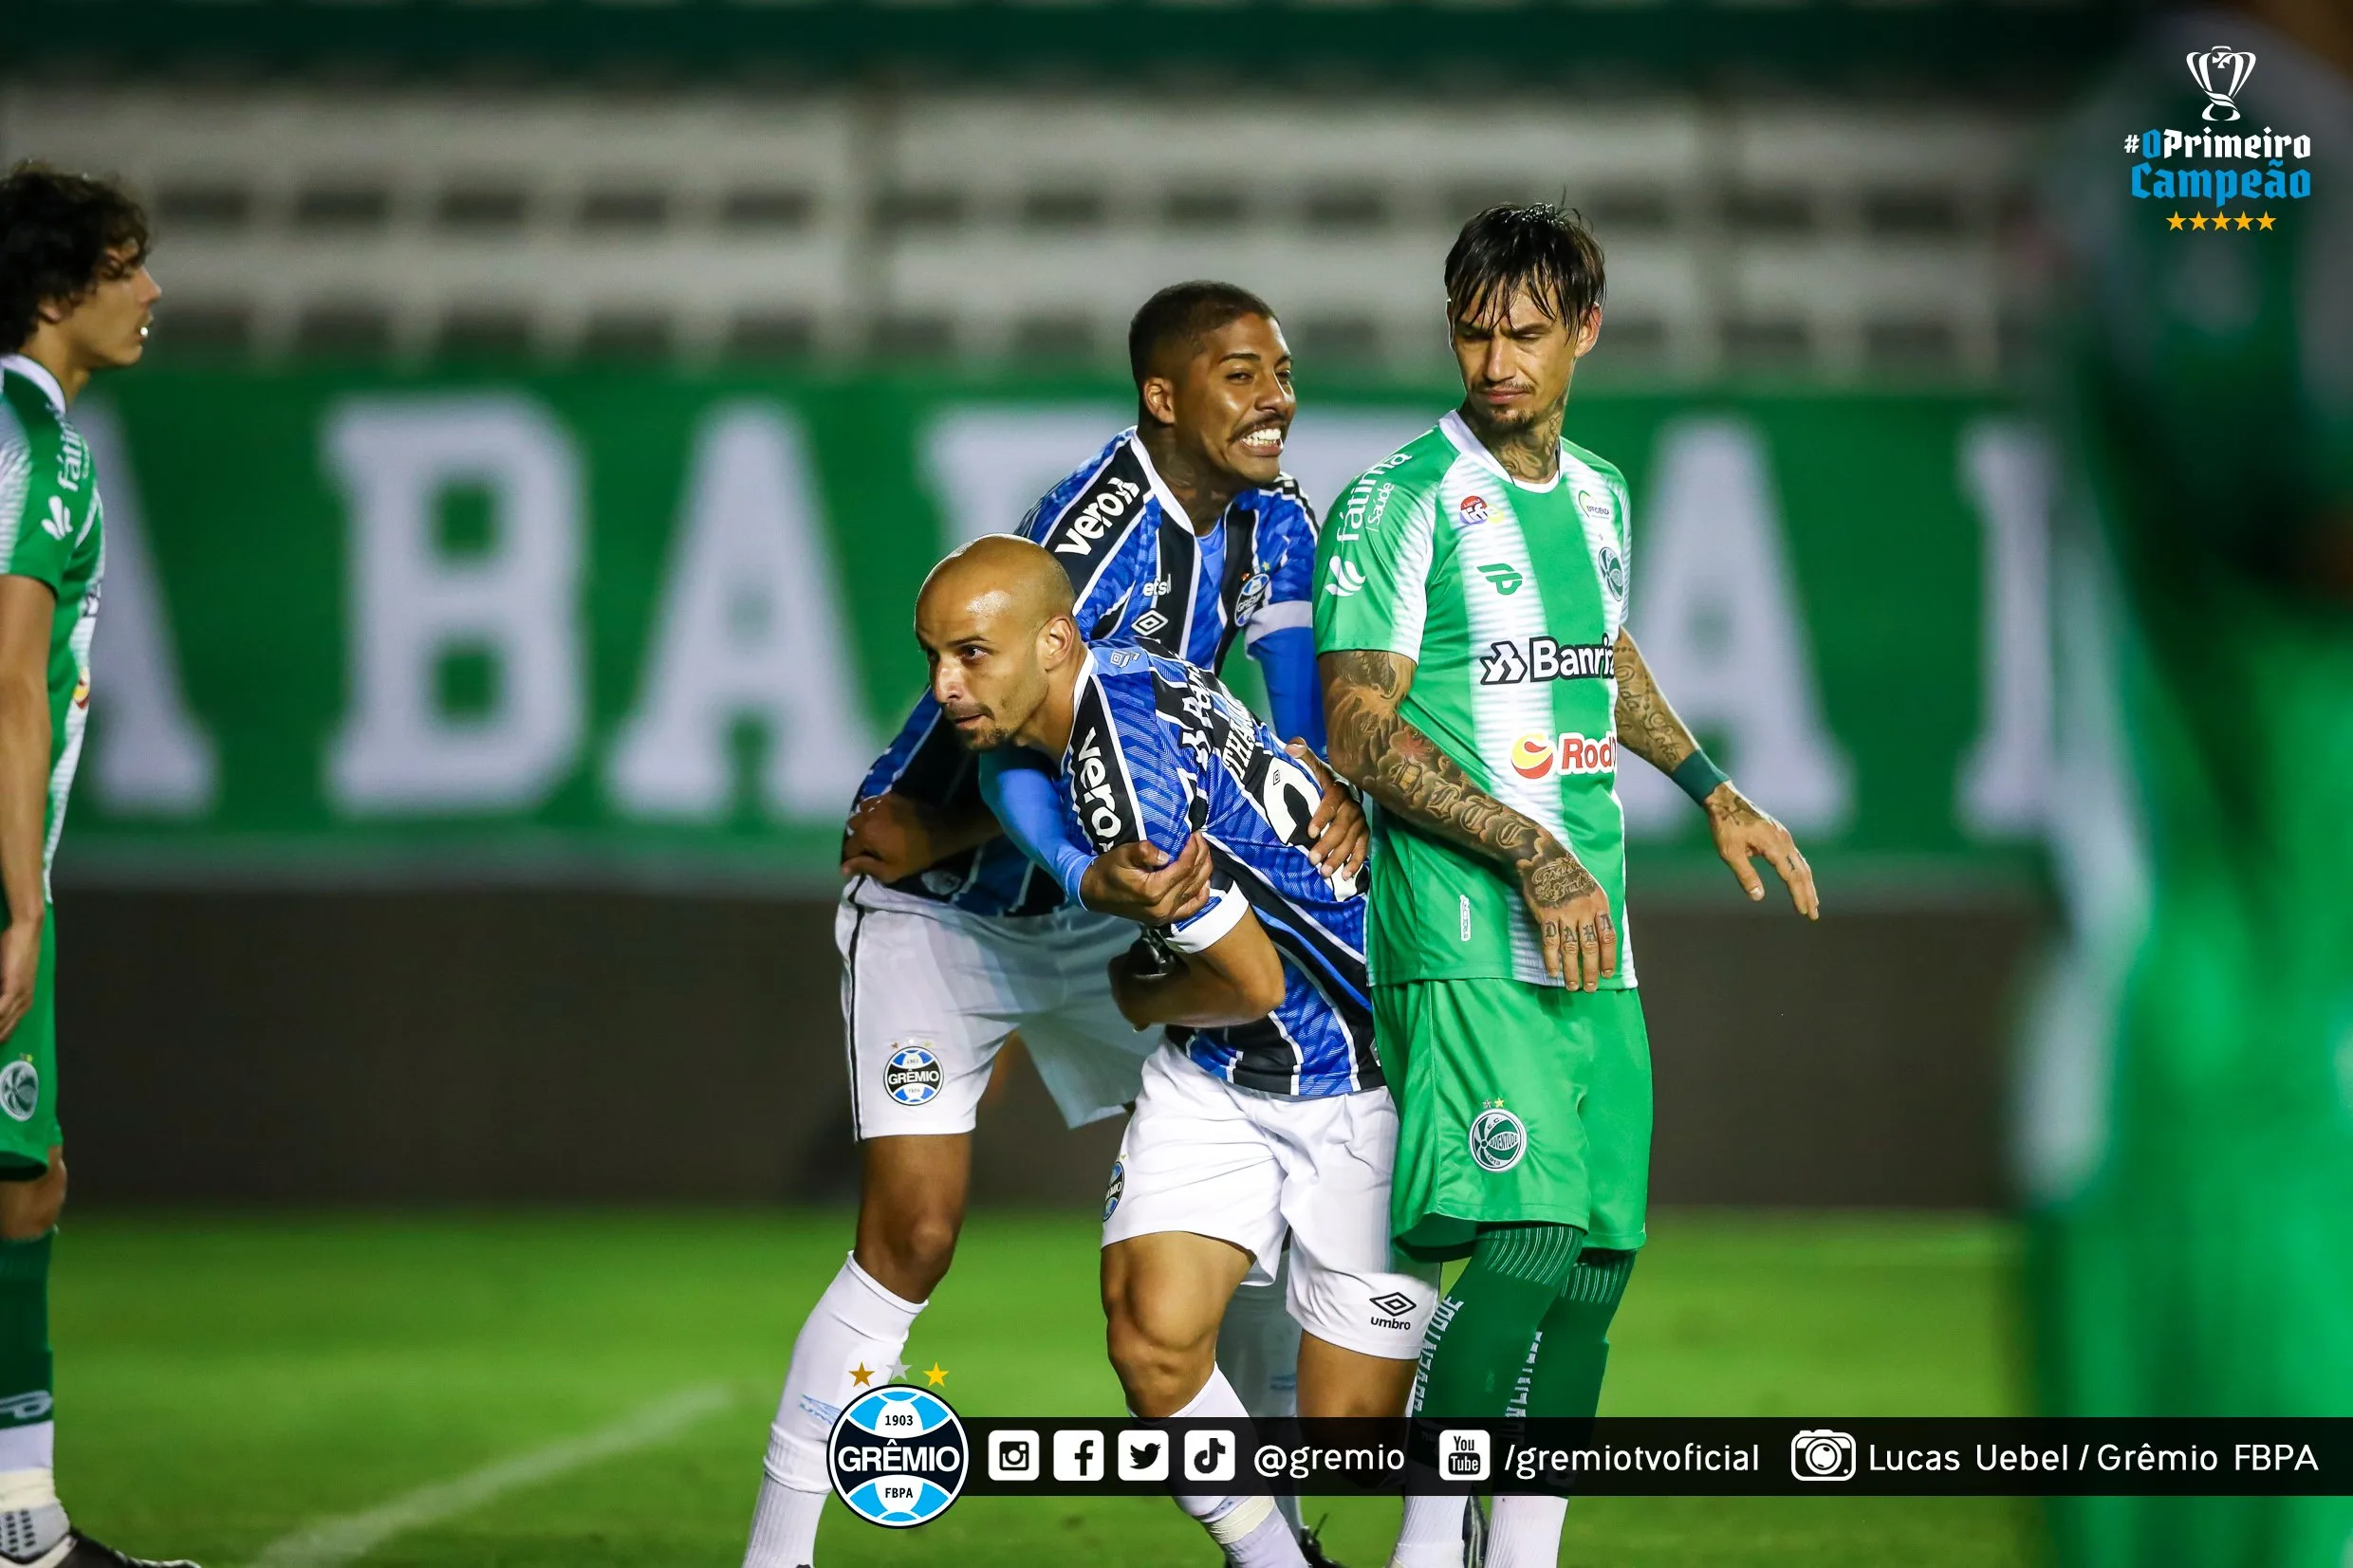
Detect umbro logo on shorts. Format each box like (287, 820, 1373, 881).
(1369, 1292, 1417, 1330)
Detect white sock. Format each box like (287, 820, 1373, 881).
(1215, 1264, 1303, 1537)
(1486, 1495, 1568, 1568)
(1388, 1492, 1468, 1568)
(1166, 1367, 1305, 1563)
(744, 1254, 925, 1568)
(0, 1464, 66, 1564)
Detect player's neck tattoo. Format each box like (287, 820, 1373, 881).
(1458, 397, 1568, 485)
(1139, 426, 1239, 535)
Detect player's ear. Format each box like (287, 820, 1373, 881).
(1138, 374, 1178, 430)
(1573, 305, 1603, 359)
(1038, 613, 1078, 667)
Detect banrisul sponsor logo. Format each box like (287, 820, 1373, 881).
(1477, 637, 1614, 687)
(2122, 46, 2317, 223)
(828, 1387, 968, 1527)
(1051, 474, 1143, 556)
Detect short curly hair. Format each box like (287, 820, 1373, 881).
(0, 163, 150, 353)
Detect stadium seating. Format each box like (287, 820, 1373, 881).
(0, 84, 2025, 379)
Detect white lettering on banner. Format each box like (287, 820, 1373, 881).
(606, 405, 875, 821)
(1956, 418, 2053, 838)
(1619, 418, 1852, 836)
(325, 396, 584, 812)
(921, 406, 1123, 545)
(73, 401, 218, 815)
(1276, 411, 1435, 519)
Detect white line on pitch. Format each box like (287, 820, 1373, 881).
(248, 1382, 737, 1568)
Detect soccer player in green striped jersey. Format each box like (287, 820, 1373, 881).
(1314, 205, 1820, 1568)
(0, 165, 195, 1568)
(2028, 16, 2352, 1568)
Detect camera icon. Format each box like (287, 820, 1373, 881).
(1789, 1430, 1857, 1482)
(988, 1430, 1040, 1482)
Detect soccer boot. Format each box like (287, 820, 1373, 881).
(21, 1534, 199, 1568)
(1299, 1519, 1351, 1568)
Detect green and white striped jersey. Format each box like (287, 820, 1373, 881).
(1315, 410, 1636, 989)
(0, 356, 105, 900)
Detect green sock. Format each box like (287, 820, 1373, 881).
(1413, 1223, 1585, 1418)
(0, 1231, 52, 1438)
(1524, 1247, 1635, 1419)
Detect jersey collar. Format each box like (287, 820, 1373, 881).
(1123, 428, 1222, 535)
(1440, 409, 1564, 493)
(0, 355, 65, 415)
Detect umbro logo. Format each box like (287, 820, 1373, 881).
(1369, 1290, 1419, 1330)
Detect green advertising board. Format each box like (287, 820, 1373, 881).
(62, 371, 2051, 896)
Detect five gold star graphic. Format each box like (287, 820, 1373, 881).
(923, 1362, 950, 1388)
(849, 1363, 876, 1388)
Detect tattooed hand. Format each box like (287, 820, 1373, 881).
(1704, 784, 1820, 919)
(1521, 839, 1617, 990)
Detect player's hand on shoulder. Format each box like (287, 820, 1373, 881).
(1288, 740, 1369, 882)
(1082, 836, 1212, 926)
(840, 791, 939, 883)
(1519, 839, 1617, 993)
(1701, 783, 1819, 920)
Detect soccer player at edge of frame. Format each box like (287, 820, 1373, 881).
(742, 283, 1370, 1568)
(0, 164, 197, 1567)
(908, 535, 1436, 1568)
(1311, 204, 1822, 1568)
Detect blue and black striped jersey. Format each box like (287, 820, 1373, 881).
(1063, 643, 1375, 1099)
(856, 427, 1320, 918)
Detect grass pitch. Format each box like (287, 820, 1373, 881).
(51, 1209, 2035, 1567)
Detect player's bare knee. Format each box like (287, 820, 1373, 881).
(857, 1204, 960, 1301)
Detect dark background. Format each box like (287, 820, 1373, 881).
(55, 887, 2037, 1208)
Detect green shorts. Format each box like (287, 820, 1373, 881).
(1374, 978, 1650, 1262)
(0, 914, 58, 1177)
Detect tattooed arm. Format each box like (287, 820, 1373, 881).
(1611, 628, 1820, 919)
(1320, 648, 1618, 989)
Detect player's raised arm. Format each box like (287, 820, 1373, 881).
(1320, 651, 1615, 990)
(1611, 628, 1819, 919)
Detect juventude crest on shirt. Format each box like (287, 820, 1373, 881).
(1599, 545, 1627, 601)
(0, 1060, 38, 1123)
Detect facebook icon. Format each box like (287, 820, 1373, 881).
(1052, 1430, 1106, 1483)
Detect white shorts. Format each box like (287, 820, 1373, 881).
(837, 877, 1153, 1138)
(1102, 1043, 1439, 1361)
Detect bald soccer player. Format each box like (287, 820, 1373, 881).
(910, 536, 1435, 1568)
(744, 284, 1366, 1568)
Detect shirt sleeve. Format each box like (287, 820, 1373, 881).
(0, 415, 85, 596)
(1065, 672, 1249, 953)
(978, 747, 1094, 903)
(1243, 485, 1317, 647)
(1247, 626, 1325, 754)
(1311, 469, 1437, 664)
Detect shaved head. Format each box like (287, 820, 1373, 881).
(915, 535, 1084, 753)
(917, 534, 1075, 635)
